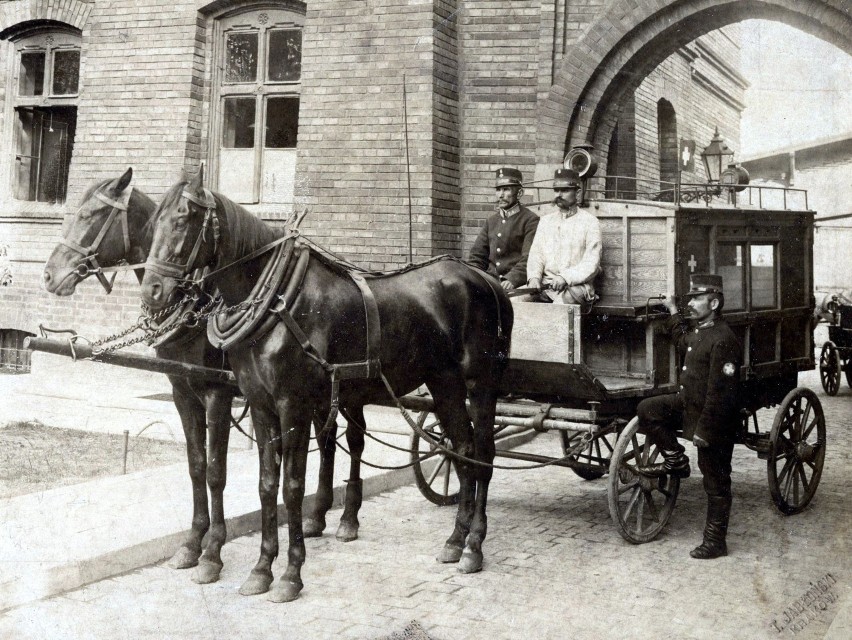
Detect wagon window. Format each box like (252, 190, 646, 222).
(214, 9, 304, 207)
(717, 244, 745, 311)
(750, 244, 776, 308)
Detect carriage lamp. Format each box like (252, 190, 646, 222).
(700, 127, 735, 184)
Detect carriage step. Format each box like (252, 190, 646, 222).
(740, 431, 771, 459)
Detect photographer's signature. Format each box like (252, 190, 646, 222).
(769, 573, 838, 635)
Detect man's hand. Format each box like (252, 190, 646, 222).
(551, 276, 568, 292)
(500, 280, 515, 291)
(528, 278, 542, 292)
(693, 435, 709, 448)
(663, 294, 679, 315)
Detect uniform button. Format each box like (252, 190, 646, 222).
(502, 220, 506, 224)
(682, 366, 687, 371)
(496, 262, 501, 266)
(497, 233, 502, 237)
(679, 385, 684, 390)
(496, 248, 501, 253)
(687, 347, 692, 352)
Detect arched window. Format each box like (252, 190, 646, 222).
(7, 25, 81, 204)
(657, 99, 678, 191)
(211, 7, 304, 205)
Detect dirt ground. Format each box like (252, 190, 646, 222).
(0, 421, 188, 499)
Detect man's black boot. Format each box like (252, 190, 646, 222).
(690, 495, 731, 559)
(638, 449, 691, 478)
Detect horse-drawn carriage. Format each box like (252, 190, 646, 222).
(410, 178, 823, 543)
(817, 293, 852, 396)
(34, 167, 823, 601)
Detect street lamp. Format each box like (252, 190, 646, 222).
(700, 126, 734, 183)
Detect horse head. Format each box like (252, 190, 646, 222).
(43, 168, 155, 296)
(141, 166, 221, 311)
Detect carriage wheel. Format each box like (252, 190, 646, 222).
(819, 342, 841, 396)
(410, 411, 460, 506)
(607, 417, 680, 544)
(768, 388, 826, 515)
(561, 429, 615, 480)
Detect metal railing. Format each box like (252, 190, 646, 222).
(523, 175, 810, 211)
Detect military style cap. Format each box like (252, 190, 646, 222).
(553, 168, 581, 190)
(495, 167, 523, 188)
(686, 273, 724, 297)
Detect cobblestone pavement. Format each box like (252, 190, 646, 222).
(2, 369, 850, 640)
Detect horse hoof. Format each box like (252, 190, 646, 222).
(303, 518, 326, 538)
(267, 580, 303, 603)
(168, 546, 200, 570)
(239, 571, 273, 596)
(192, 559, 223, 585)
(458, 550, 483, 574)
(436, 544, 464, 564)
(335, 521, 358, 542)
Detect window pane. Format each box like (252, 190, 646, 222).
(222, 98, 256, 148)
(750, 244, 776, 308)
(267, 30, 302, 82)
(52, 50, 80, 95)
(717, 244, 744, 310)
(14, 107, 75, 203)
(19, 52, 45, 96)
(225, 32, 258, 83)
(15, 109, 40, 200)
(265, 97, 299, 148)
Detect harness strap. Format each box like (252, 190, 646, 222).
(348, 272, 382, 376)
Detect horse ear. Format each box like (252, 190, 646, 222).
(188, 164, 205, 193)
(114, 167, 133, 193)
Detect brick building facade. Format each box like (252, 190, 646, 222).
(0, 0, 747, 354)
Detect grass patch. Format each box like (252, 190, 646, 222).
(0, 421, 187, 499)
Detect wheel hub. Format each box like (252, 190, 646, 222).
(795, 441, 817, 463)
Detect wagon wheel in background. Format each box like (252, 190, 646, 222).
(561, 429, 615, 480)
(767, 388, 826, 515)
(607, 417, 680, 544)
(410, 411, 460, 506)
(819, 342, 841, 396)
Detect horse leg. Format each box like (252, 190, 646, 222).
(268, 400, 311, 603)
(427, 375, 477, 566)
(168, 380, 208, 570)
(239, 403, 281, 596)
(303, 417, 338, 538)
(337, 406, 365, 542)
(193, 388, 234, 584)
(458, 385, 498, 574)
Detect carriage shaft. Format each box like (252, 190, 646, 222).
(494, 415, 595, 433)
(25, 337, 239, 387)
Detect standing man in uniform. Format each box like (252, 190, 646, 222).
(468, 167, 540, 290)
(637, 274, 741, 559)
(525, 168, 601, 304)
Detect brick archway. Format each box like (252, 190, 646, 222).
(536, 0, 852, 172)
(0, 0, 92, 35)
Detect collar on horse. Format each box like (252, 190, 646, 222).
(61, 187, 133, 293)
(145, 188, 220, 280)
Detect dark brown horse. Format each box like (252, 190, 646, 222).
(140, 169, 513, 603)
(42, 169, 238, 584)
(42, 169, 369, 582)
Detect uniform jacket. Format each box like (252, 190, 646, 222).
(468, 205, 540, 287)
(669, 314, 742, 445)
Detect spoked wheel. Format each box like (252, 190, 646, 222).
(819, 342, 841, 396)
(607, 417, 680, 544)
(410, 411, 459, 506)
(768, 388, 826, 515)
(561, 429, 615, 480)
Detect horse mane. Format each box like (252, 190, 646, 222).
(211, 191, 283, 258)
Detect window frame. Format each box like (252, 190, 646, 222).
(4, 25, 81, 208)
(209, 7, 304, 207)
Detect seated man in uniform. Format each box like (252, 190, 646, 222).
(525, 168, 601, 305)
(637, 274, 742, 559)
(467, 167, 540, 291)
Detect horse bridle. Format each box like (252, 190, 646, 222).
(145, 188, 220, 281)
(60, 188, 133, 294)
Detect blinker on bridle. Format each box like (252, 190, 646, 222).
(61, 188, 133, 294)
(145, 188, 220, 281)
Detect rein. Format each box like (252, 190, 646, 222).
(61, 188, 134, 293)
